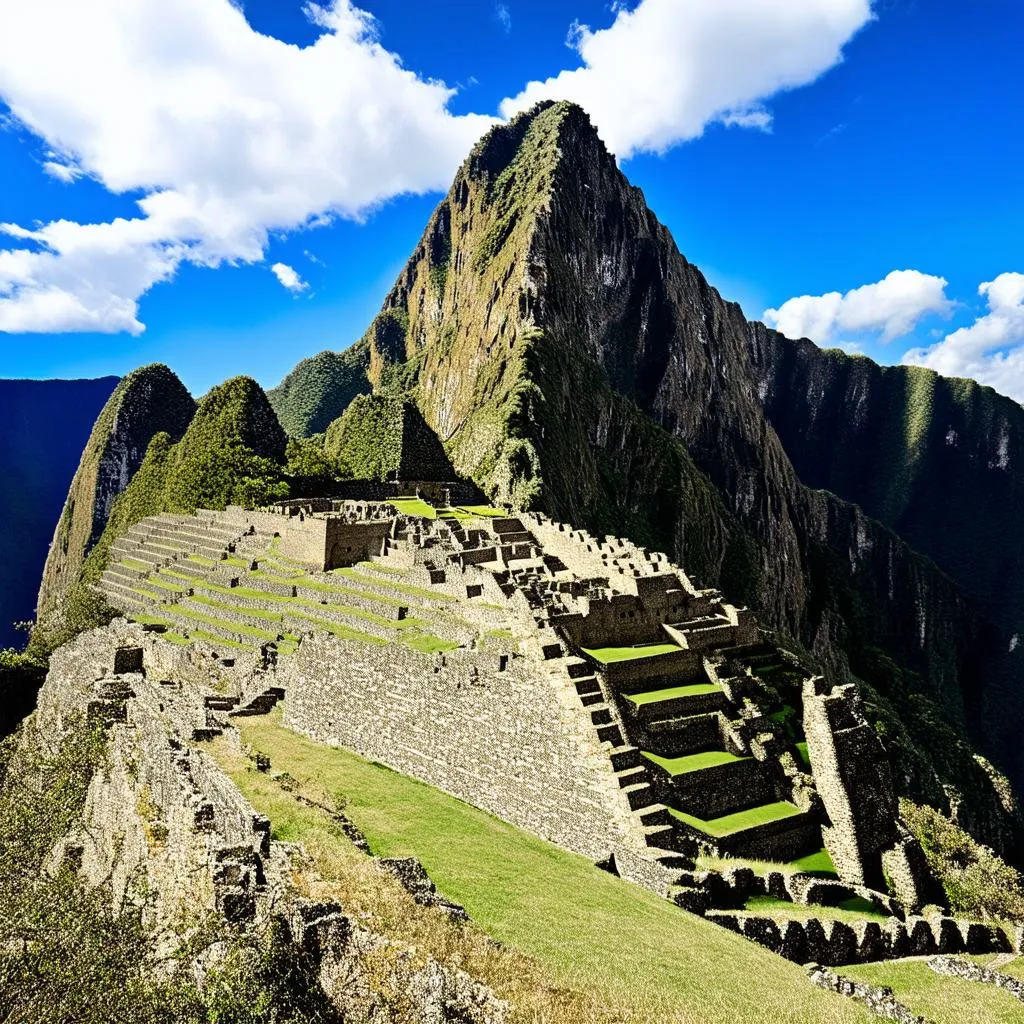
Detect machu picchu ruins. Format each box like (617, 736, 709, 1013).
(5, 88, 1024, 1024)
(82, 479, 1009, 972)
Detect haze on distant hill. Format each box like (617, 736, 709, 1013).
(0, 377, 118, 650)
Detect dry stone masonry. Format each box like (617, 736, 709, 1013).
(87, 490, 1010, 967)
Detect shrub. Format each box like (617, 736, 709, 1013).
(901, 798, 1024, 920)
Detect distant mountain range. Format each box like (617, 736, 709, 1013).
(0, 376, 118, 649)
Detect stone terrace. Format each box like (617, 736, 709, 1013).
(91, 495, 1006, 965)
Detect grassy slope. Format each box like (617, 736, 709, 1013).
(843, 959, 1024, 1024)
(224, 712, 871, 1024)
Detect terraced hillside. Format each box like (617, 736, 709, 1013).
(98, 509, 482, 657)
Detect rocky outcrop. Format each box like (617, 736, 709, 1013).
(300, 101, 1019, 855)
(36, 365, 194, 618)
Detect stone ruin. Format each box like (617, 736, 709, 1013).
(84, 491, 1012, 971)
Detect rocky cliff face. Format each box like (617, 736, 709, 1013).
(36, 365, 195, 620)
(750, 334, 1024, 786)
(300, 102, 1019, 854)
(0, 376, 118, 649)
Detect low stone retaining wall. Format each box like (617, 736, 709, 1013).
(806, 964, 931, 1023)
(927, 955, 1024, 1002)
(707, 910, 1010, 965)
(279, 634, 639, 864)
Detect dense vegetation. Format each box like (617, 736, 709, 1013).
(323, 393, 406, 480)
(901, 799, 1024, 920)
(29, 378, 291, 665)
(267, 345, 370, 437)
(0, 377, 118, 649)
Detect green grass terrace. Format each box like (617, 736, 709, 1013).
(582, 642, 683, 664)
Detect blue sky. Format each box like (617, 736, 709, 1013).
(0, 0, 1021, 400)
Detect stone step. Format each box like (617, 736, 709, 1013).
(614, 765, 648, 788)
(574, 676, 601, 697)
(564, 658, 592, 679)
(642, 823, 679, 849)
(596, 723, 624, 746)
(621, 781, 656, 810)
(579, 691, 604, 708)
(637, 804, 673, 826)
(609, 744, 642, 771)
(588, 703, 614, 726)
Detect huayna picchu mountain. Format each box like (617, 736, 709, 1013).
(270, 101, 1024, 858)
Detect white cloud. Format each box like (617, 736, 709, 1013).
(271, 262, 307, 293)
(763, 270, 954, 344)
(496, 3, 511, 33)
(500, 0, 872, 158)
(903, 273, 1024, 402)
(41, 159, 82, 183)
(0, 0, 495, 334)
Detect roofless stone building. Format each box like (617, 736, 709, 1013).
(86, 483, 1002, 966)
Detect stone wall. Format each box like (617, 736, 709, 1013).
(803, 677, 900, 891)
(278, 634, 639, 862)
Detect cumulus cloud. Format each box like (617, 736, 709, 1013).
(271, 262, 308, 293)
(763, 270, 954, 345)
(0, 0, 495, 334)
(500, 0, 872, 157)
(903, 273, 1024, 402)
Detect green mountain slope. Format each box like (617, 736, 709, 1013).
(36, 365, 195, 619)
(267, 345, 370, 437)
(290, 101, 1020, 856)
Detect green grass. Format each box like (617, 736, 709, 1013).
(643, 750, 749, 774)
(741, 895, 889, 923)
(331, 565, 457, 603)
(141, 574, 188, 592)
(117, 557, 151, 572)
(583, 642, 683, 664)
(186, 554, 216, 566)
(439, 505, 507, 522)
(403, 633, 461, 654)
(843, 959, 1024, 1024)
(190, 593, 283, 623)
(670, 801, 803, 838)
(194, 578, 433, 632)
(695, 846, 838, 879)
(623, 682, 721, 706)
(791, 846, 837, 876)
(389, 497, 437, 519)
(795, 741, 811, 769)
(218, 714, 872, 1024)
(172, 605, 281, 642)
